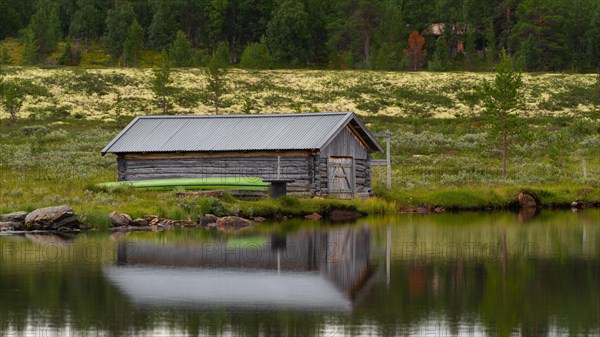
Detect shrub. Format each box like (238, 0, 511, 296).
(240, 37, 273, 69)
(199, 197, 229, 217)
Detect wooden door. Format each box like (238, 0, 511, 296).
(328, 157, 354, 199)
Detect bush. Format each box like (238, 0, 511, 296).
(240, 37, 272, 69)
(199, 197, 229, 217)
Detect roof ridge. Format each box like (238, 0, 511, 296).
(137, 112, 352, 119)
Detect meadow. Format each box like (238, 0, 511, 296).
(0, 67, 599, 227)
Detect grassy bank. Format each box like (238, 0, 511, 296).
(0, 114, 598, 229)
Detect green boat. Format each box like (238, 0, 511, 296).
(97, 177, 269, 191)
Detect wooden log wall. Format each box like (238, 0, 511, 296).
(119, 154, 314, 195)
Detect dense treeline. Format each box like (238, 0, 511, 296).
(1, 0, 600, 71)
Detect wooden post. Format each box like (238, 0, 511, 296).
(583, 158, 587, 178)
(277, 155, 281, 179)
(386, 130, 391, 190)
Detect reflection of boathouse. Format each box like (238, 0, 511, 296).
(105, 226, 371, 311)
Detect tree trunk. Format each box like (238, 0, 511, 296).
(364, 30, 370, 66)
(215, 95, 219, 115)
(502, 134, 508, 178)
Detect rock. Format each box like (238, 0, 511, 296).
(417, 207, 428, 214)
(517, 192, 538, 209)
(215, 216, 256, 231)
(571, 200, 585, 209)
(199, 214, 218, 226)
(328, 209, 363, 222)
(254, 216, 266, 222)
(207, 222, 218, 229)
(282, 216, 288, 221)
(109, 212, 132, 227)
(25, 205, 79, 230)
(144, 215, 159, 222)
(131, 218, 149, 227)
(1, 222, 25, 231)
(0, 211, 28, 223)
(149, 217, 160, 226)
(434, 207, 446, 214)
(305, 213, 322, 220)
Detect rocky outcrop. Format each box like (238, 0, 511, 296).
(215, 216, 256, 231)
(24, 205, 79, 230)
(110, 212, 132, 227)
(0, 211, 28, 223)
(571, 200, 585, 210)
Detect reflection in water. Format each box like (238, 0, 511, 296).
(106, 226, 372, 311)
(0, 210, 598, 336)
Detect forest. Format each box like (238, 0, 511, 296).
(1, 0, 600, 72)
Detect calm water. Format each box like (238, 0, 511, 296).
(0, 210, 599, 337)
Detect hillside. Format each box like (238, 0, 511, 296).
(0, 67, 596, 120)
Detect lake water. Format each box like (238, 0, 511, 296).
(0, 210, 599, 337)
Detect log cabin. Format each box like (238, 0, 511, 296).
(101, 112, 383, 198)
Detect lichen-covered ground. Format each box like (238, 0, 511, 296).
(1, 67, 596, 120)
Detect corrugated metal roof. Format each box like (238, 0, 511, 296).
(102, 112, 383, 154)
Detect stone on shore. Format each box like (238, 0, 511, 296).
(25, 205, 79, 230)
(110, 212, 132, 227)
(199, 214, 218, 226)
(215, 216, 255, 231)
(518, 192, 538, 209)
(131, 218, 149, 226)
(329, 209, 363, 221)
(305, 213, 322, 220)
(0, 211, 28, 223)
(0, 222, 25, 231)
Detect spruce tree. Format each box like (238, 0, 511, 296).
(151, 51, 173, 115)
(123, 19, 144, 67)
(486, 19, 496, 71)
(169, 31, 194, 67)
(205, 47, 229, 114)
(104, 1, 135, 61)
(428, 36, 449, 71)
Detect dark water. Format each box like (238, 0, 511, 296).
(0, 210, 599, 337)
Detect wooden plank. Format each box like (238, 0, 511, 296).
(124, 150, 312, 160)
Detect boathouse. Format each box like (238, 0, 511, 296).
(101, 112, 383, 198)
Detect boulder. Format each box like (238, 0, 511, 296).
(199, 214, 218, 226)
(215, 216, 256, 231)
(305, 213, 322, 220)
(571, 200, 585, 209)
(328, 209, 363, 222)
(0, 211, 28, 223)
(131, 218, 149, 227)
(109, 212, 132, 227)
(254, 216, 266, 222)
(518, 192, 538, 209)
(25, 205, 79, 230)
(0, 222, 25, 231)
(434, 207, 446, 214)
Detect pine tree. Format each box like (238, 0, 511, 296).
(1, 47, 11, 65)
(267, 0, 310, 66)
(486, 19, 496, 71)
(151, 51, 173, 114)
(205, 49, 229, 114)
(26, 1, 62, 61)
(405, 31, 426, 70)
(104, 1, 135, 61)
(479, 50, 525, 178)
(58, 39, 81, 66)
(22, 29, 39, 65)
(169, 31, 194, 67)
(123, 19, 144, 67)
(428, 36, 449, 71)
(0, 80, 25, 127)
